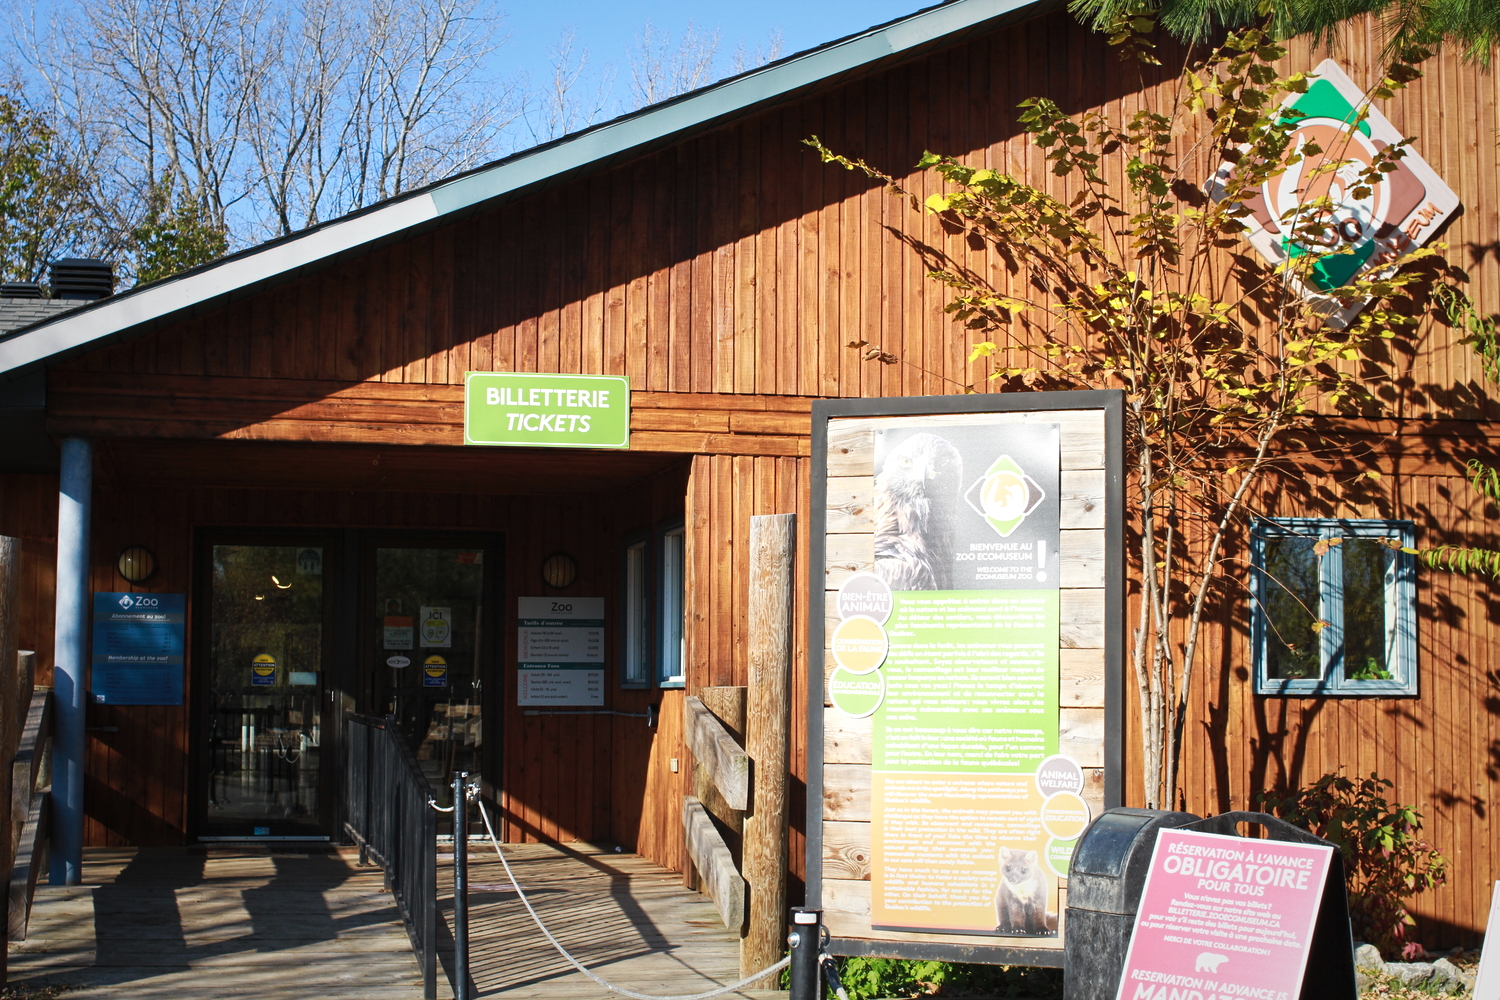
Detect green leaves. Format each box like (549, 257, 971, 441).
(1260, 771, 1447, 958)
(0, 92, 101, 283)
(1421, 545, 1500, 577)
(131, 172, 229, 285)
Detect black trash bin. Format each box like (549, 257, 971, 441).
(1063, 807, 1201, 1000)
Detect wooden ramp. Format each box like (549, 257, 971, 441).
(8, 844, 784, 1000)
(452, 842, 782, 1000)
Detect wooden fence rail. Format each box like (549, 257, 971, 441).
(8, 681, 53, 944)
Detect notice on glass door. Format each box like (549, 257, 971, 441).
(518, 597, 604, 705)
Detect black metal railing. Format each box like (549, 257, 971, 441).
(345, 712, 438, 999)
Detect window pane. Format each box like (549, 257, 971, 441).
(207, 544, 325, 833)
(661, 528, 685, 684)
(1342, 539, 1395, 681)
(1261, 535, 1323, 681)
(624, 541, 649, 684)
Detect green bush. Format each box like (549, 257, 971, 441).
(1258, 771, 1447, 960)
(831, 957, 1063, 1000)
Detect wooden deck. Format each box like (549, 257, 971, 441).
(452, 842, 781, 999)
(7, 844, 784, 1000)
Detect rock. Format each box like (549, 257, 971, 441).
(1384, 961, 1438, 987)
(1355, 970, 1373, 996)
(1355, 943, 1385, 973)
(1432, 957, 1475, 993)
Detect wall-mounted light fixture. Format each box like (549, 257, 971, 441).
(541, 552, 578, 589)
(117, 545, 156, 584)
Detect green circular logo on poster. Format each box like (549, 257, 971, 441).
(828, 667, 884, 719)
(1046, 837, 1077, 878)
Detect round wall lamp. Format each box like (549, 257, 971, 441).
(541, 552, 578, 589)
(117, 545, 156, 584)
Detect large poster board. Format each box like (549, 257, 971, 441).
(807, 390, 1124, 966)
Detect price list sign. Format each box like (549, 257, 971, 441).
(517, 597, 605, 706)
(92, 592, 186, 705)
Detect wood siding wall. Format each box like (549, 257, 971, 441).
(0, 474, 58, 685)
(684, 454, 812, 886)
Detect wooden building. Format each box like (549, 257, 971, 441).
(1, 0, 1498, 950)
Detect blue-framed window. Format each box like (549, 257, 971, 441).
(1251, 518, 1417, 697)
(658, 521, 686, 688)
(620, 532, 651, 689)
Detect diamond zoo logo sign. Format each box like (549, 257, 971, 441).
(1207, 59, 1459, 326)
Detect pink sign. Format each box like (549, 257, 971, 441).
(1115, 829, 1335, 1000)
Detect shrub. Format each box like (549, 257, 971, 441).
(1258, 771, 1447, 959)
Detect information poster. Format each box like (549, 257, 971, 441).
(833, 422, 1085, 938)
(91, 592, 186, 706)
(517, 597, 605, 706)
(1116, 829, 1334, 1000)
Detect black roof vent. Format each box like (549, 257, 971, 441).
(48, 258, 114, 301)
(0, 282, 44, 299)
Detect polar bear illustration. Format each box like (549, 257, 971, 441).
(1195, 953, 1229, 973)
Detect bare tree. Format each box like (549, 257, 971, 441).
(14, 0, 255, 255)
(14, 0, 520, 251)
(521, 26, 615, 144)
(243, 0, 521, 238)
(729, 29, 785, 76)
(6, 0, 788, 280)
(626, 21, 723, 109)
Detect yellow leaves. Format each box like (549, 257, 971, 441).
(969, 341, 997, 362)
(925, 193, 951, 214)
(1313, 537, 1343, 556)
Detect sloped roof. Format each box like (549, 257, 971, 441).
(0, 0, 1055, 384)
(0, 298, 81, 335)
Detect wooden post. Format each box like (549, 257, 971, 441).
(0, 536, 19, 985)
(741, 513, 794, 984)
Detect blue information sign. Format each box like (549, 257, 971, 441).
(92, 592, 186, 706)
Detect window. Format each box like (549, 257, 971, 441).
(658, 522, 686, 687)
(1251, 518, 1417, 696)
(621, 536, 650, 688)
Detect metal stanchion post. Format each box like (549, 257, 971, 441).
(788, 907, 822, 1000)
(453, 772, 471, 1000)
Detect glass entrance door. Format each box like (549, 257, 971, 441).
(366, 541, 491, 802)
(201, 541, 333, 837)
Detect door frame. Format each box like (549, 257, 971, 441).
(189, 527, 344, 840)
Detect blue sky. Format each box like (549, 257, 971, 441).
(497, 0, 923, 135)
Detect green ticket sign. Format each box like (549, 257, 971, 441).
(464, 372, 630, 449)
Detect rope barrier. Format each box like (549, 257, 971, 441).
(477, 799, 791, 1000)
